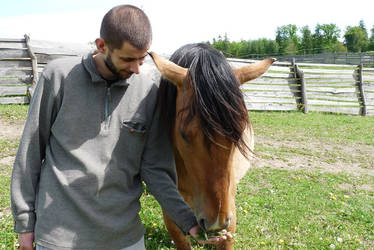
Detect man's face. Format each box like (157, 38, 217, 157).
(105, 41, 150, 80)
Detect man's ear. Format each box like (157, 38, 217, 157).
(95, 38, 107, 54)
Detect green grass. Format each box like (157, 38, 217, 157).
(235, 168, 373, 249)
(0, 164, 16, 250)
(250, 111, 374, 145)
(0, 104, 29, 122)
(139, 168, 374, 249)
(0, 139, 20, 159)
(0, 106, 373, 249)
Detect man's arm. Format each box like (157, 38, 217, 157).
(140, 103, 197, 234)
(10, 73, 59, 237)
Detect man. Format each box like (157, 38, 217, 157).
(11, 4, 229, 250)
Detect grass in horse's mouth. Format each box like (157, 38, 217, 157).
(195, 230, 233, 241)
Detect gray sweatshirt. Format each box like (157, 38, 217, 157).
(10, 54, 197, 249)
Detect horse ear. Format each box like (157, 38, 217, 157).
(233, 58, 276, 84)
(148, 52, 188, 88)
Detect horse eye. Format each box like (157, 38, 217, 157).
(179, 130, 190, 144)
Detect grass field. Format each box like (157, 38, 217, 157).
(0, 104, 373, 249)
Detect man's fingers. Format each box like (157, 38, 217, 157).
(18, 232, 35, 250)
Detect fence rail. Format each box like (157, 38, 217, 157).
(0, 36, 373, 116)
(0, 35, 86, 104)
(229, 58, 374, 116)
(276, 52, 374, 66)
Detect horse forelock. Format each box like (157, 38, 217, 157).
(157, 43, 251, 157)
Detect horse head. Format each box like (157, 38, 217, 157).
(150, 44, 275, 233)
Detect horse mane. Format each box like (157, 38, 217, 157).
(157, 43, 251, 157)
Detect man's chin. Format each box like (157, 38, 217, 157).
(119, 72, 133, 80)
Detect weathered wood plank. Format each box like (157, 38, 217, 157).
(0, 38, 25, 42)
(261, 72, 292, 78)
(0, 96, 29, 104)
(0, 76, 32, 85)
(24, 34, 38, 97)
(242, 91, 296, 98)
(363, 75, 374, 81)
(306, 87, 357, 93)
(0, 49, 29, 58)
(300, 68, 357, 75)
(363, 86, 374, 92)
(0, 86, 28, 96)
(308, 99, 360, 106)
(297, 62, 356, 68)
(305, 82, 357, 88)
(0, 60, 31, 68)
(244, 96, 298, 104)
(363, 69, 374, 74)
(0, 67, 32, 76)
(366, 92, 374, 99)
(303, 74, 356, 80)
(308, 105, 361, 115)
(248, 78, 298, 85)
(241, 84, 300, 92)
(306, 94, 359, 102)
(0, 41, 26, 49)
(267, 66, 293, 73)
(245, 102, 298, 111)
(306, 91, 358, 98)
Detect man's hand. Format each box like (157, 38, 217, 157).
(18, 232, 35, 250)
(189, 225, 233, 245)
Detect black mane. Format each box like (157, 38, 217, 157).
(157, 43, 250, 156)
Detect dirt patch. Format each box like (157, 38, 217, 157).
(0, 119, 24, 139)
(253, 134, 374, 177)
(0, 119, 24, 168)
(0, 156, 15, 166)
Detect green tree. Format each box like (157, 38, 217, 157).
(300, 26, 314, 54)
(344, 26, 369, 52)
(368, 26, 374, 51)
(313, 23, 341, 53)
(213, 34, 231, 55)
(276, 24, 299, 55)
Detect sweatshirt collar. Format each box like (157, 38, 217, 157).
(82, 53, 129, 87)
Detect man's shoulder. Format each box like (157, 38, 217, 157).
(42, 56, 83, 78)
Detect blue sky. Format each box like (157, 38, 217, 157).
(0, 0, 123, 17)
(1, 0, 373, 54)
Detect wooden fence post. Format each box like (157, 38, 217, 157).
(24, 34, 38, 99)
(292, 59, 308, 113)
(356, 64, 367, 116)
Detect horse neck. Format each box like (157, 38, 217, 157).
(233, 123, 254, 183)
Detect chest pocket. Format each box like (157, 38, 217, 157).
(120, 120, 148, 167)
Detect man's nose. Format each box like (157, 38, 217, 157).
(130, 60, 141, 74)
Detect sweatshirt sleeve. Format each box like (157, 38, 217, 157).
(10, 73, 59, 233)
(140, 103, 197, 235)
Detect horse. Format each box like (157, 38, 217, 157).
(149, 43, 275, 250)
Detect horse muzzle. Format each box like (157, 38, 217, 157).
(197, 212, 233, 232)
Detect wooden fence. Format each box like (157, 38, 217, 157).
(1, 36, 373, 116)
(229, 58, 374, 116)
(277, 52, 374, 66)
(0, 35, 85, 104)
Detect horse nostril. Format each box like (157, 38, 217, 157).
(225, 216, 232, 228)
(198, 218, 207, 231)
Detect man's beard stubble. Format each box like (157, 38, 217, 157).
(104, 52, 134, 81)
